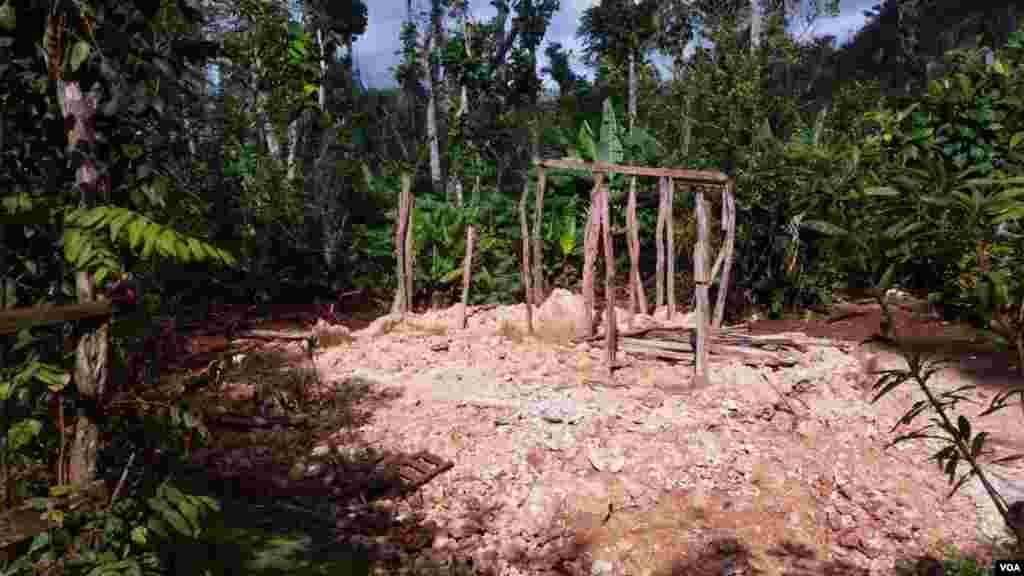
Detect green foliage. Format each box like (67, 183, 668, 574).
(65, 206, 236, 283)
(872, 349, 1024, 547)
(1, 479, 220, 576)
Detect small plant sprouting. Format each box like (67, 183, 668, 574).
(871, 349, 1024, 549)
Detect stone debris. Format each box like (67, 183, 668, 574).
(299, 297, 1024, 575)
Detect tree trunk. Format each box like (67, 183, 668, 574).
(392, 173, 414, 315)
(286, 116, 301, 181)
(405, 192, 415, 313)
(628, 51, 637, 132)
(749, 0, 762, 53)
(61, 81, 109, 488)
(254, 54, 281, 160)
(457, 12, 476, 330)
(425, 5, 443, 198)
(317, 28, 328, 110)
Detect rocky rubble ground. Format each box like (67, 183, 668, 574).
(286, 291, 1024, 575)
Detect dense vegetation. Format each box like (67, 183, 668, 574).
(3, 0, 1024, 573)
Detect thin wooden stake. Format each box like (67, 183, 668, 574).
(694, 189, 710, 385)
(713, 181, 736, 328)
(667, 178, 676, 319)
(626, 175, 647, 320)
(532, 165, 547, 304)
(655, 177, 667, 310)
(600, 180, 617, 370)
(520, 176, 534, 335)
(581, 173, 605, 338)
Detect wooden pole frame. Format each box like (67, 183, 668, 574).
(533, 159, 734, 383)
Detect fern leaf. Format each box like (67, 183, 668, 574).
(107, 208, 134, 243)
(128, 218, 146, 251)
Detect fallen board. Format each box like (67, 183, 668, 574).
(613, 327, 847, 367)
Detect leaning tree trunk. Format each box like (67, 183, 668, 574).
(425, 2, 443, 199)
(62, 79, 110, 488)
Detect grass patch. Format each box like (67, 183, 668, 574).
(496, 319, 526, 342)
(534, 318, 577, 345)
(315, 329, 354, 349)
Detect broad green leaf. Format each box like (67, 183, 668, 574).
(8, 419, 43, 451)
(1011, 132, 1024, 150)
(37, 368, 70, 392)
(141, 226, 159, 259)
(176, 237, 192, 263)
(864, 187, 900, 197)
(69, 41, 91, 73)
(800, 220, 848, 236)
(156, 229, 177, 258)
(147, 497, 192, 536)
(128, 219, 146, 251)
(146, 517, 168, 540)
(957, 415, 971, 441)
(921, 195, 952, 206)
(187, 237, 206, 261)
(80, 207, 110, 228)
(64, 229, 84, 265)
(993, 205, 1024, 223)
(876, 263, 896, 293)
(77, 241, 95, 268)
(108, 209, 134, 243)
(971, 431, 988, 457)
(578, 121, 597, 162)
(0, 0, 15, 31)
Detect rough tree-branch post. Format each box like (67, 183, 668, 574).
(533, 159, 734, 383)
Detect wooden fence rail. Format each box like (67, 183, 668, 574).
(0, 301, 113, 336)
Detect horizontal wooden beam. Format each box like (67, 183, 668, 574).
(0, 301, 112, 336)
(536, 159, 730, 186)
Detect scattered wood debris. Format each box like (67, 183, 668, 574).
(615, 327, 846, 367)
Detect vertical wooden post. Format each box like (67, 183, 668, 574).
(655, 177, 667, 310)
(694, 189, 710, 384)
(600, 179, 616, 370)
(666, 178, 676, 319)
(581, 172, 605, 338)
(531, 165, 547, 304)
(405, 193, 415, 313)
(392, 173, 414, 315)
(713, 181, 736, 329)
(626, 175, 647, 321)
(520, 175, 534, 335)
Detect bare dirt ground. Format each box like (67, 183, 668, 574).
(176, 292, 1024, 576)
